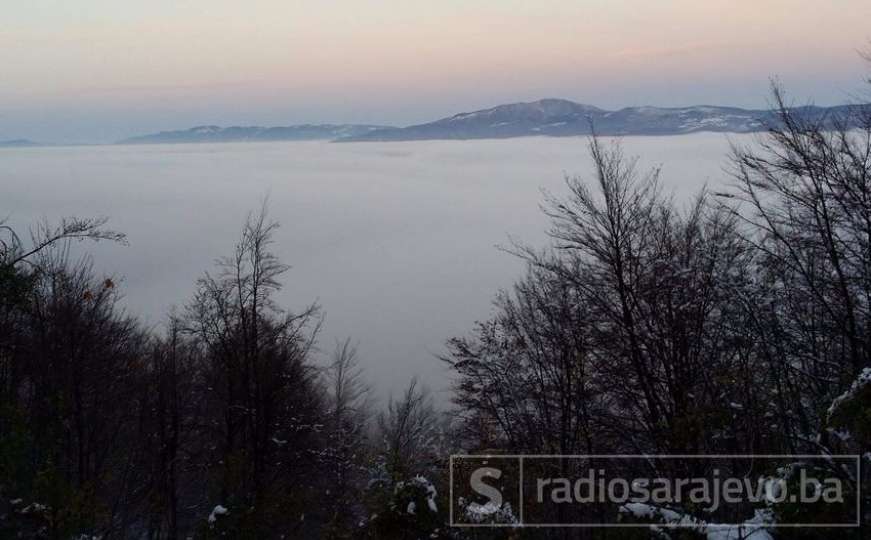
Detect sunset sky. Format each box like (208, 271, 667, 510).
(3, 0, 870, 142)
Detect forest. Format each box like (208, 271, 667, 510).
(2, 83, 871, 539)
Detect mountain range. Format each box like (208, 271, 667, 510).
(343, 99, 865, 141)
(0, 139, 39, 147)
(119, 124, 389, 144)
(118, 98, 868, 144)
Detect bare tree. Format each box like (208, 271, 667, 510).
(376, 378, 440, 484)
(0, 216, 125, 269)
(321, 339, 372, 537)
(446, 260, 603, 456)
(725, 83, 871, 451)
(182, 202, 323, 535)
(1, 246, 149, 538)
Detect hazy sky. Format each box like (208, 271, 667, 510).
(2, 0, 870, 143)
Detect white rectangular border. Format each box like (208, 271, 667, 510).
(449, 454, 862, 528)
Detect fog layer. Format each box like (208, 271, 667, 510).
(0, 134, 740, 398)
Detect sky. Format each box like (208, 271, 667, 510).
(2, 0, 870, 143)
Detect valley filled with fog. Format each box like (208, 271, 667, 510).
(1, 133, 743, 399)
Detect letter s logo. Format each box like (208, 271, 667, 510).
(470, 467, 503, 507)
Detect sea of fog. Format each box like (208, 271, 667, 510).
(0, 133, 750, 402)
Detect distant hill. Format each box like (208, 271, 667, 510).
(117, 99, 869, 145)
(338, 98, 867, 141)
(0, 139, 39, 147)
(119, 124, 392, 144)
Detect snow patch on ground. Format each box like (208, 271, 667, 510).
(459, 498, 518, 524)
(208, 504, 228, 524)
(18, 503, 48, 514)
(828, 367, 871, 420)
(620, 503, 773, 540)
